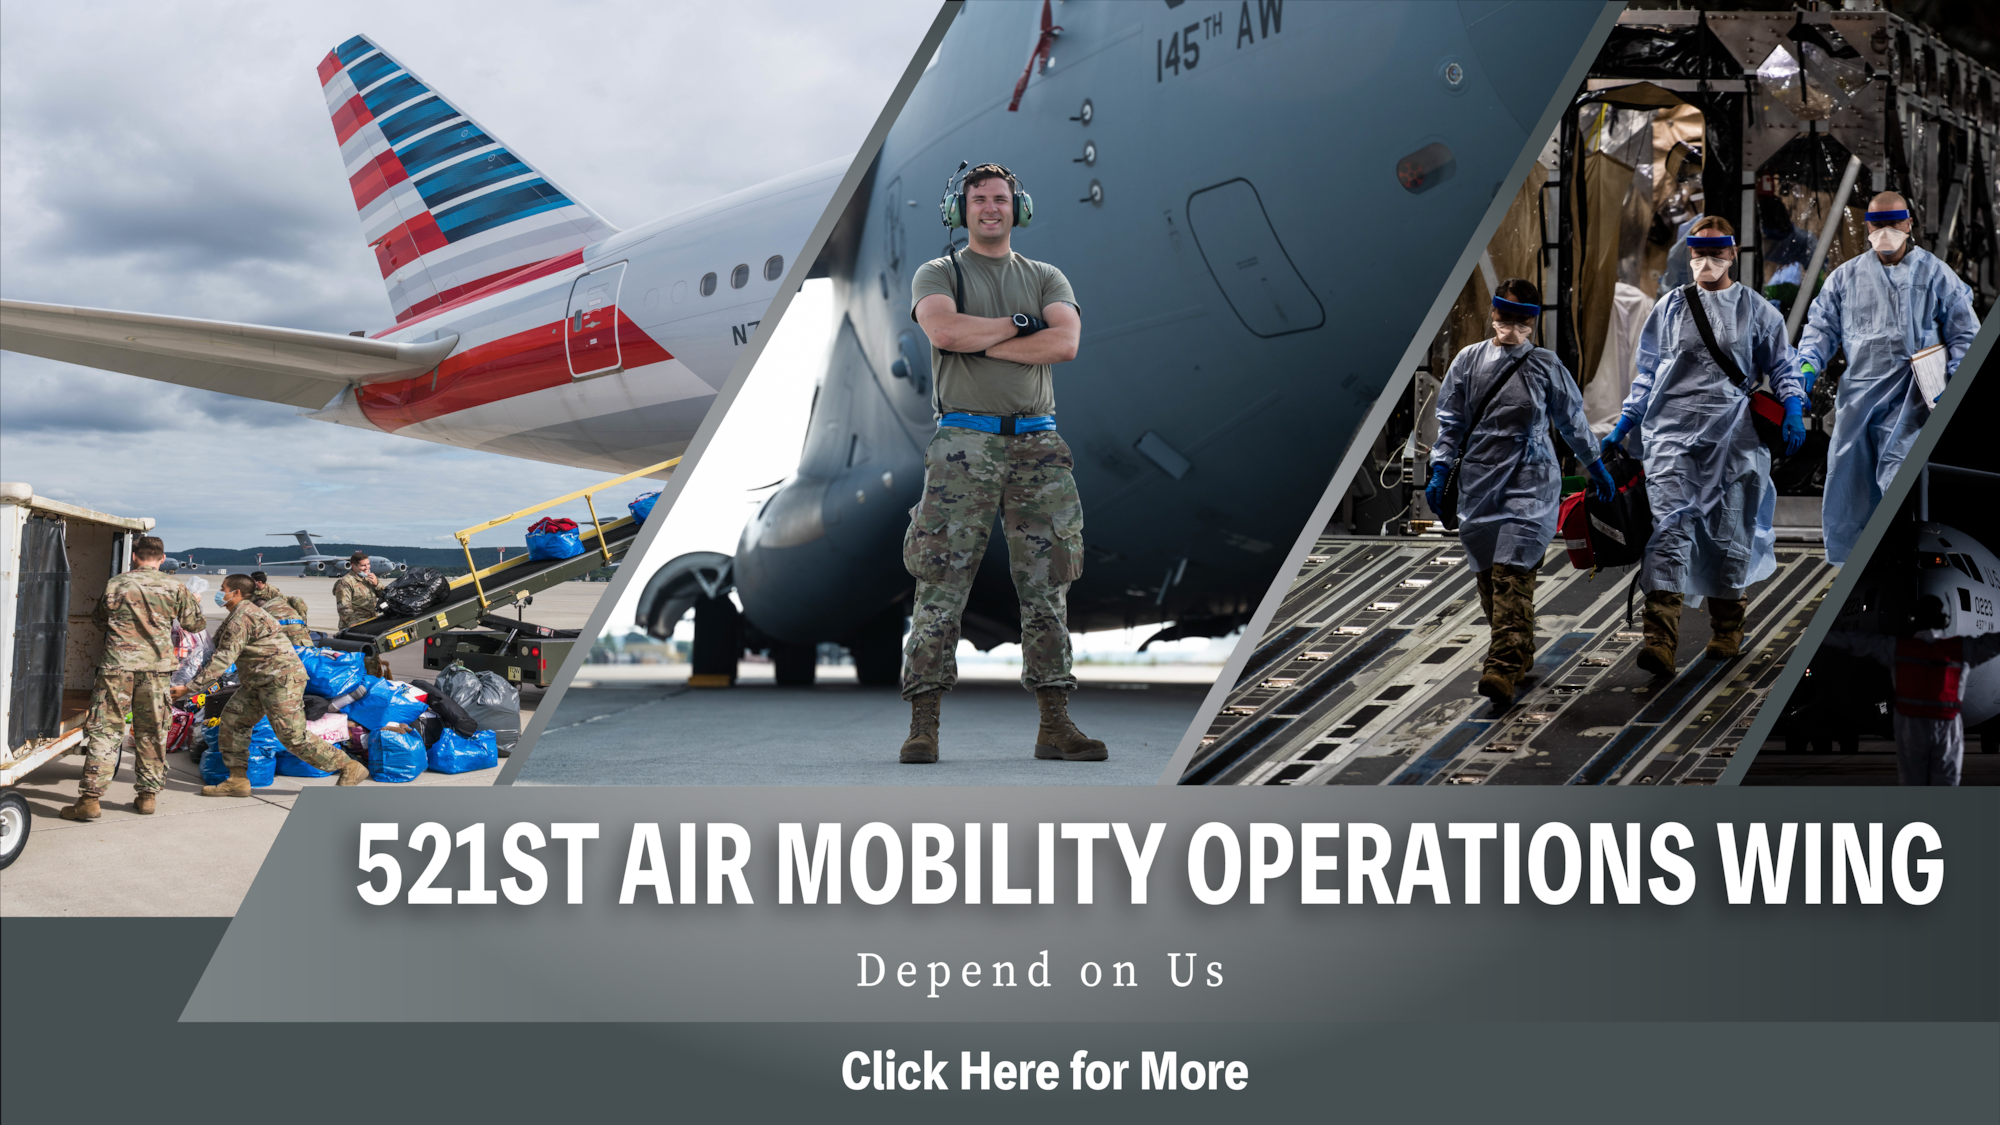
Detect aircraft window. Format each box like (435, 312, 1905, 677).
(1960, 588, 1974, 612)
(731, 263, 750, 289)
(1921, 552, 1952, 568)
(1962, 555, 1985, 584)
(764, 255, 784, 281)
(700, 272, 717, 297)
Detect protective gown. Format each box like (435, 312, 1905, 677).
(1799, 245, 1978, 564)
(1619, 284, 1803, 602)
(1431, 339, 1598, 572)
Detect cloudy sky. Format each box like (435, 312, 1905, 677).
(0, 0, 939, 552)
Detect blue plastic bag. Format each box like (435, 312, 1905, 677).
(629, 491, 660, 525)
(298, 647, 367, 699)
(427, 728, 498, 774)
(525, 516, 585, 561)
(276, 749, 336, 778)
(343, 677, 427, 731)
(200, 718, 277, 787)
(368, 727, 428, 783)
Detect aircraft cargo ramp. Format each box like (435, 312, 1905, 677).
(1181, 535, 1833, 787)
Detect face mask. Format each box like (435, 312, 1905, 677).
(1691, 256, 1730, 283)
(1868, 227, 1909, 255)
(212, 591, 227, 607)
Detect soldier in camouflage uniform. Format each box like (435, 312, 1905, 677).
(176, 574, 368, 793)
(332, 551, 382, 630)
(899, 161, 1105, 765)
(60, 536, 207, 820)
(250, 570, 314, 647)
(331, 551, 386, 676)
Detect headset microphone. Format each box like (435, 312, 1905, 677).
(940, 160, 1034, 230)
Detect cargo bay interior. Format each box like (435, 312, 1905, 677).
(1182, 6, 1998, 787)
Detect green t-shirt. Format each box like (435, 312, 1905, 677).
(911, 249, 1078, 418)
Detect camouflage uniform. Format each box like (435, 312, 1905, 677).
(1475, 563, 1538, 692)
(332, 569, 382, 630)
(191, 600, 352, 775)
(252, 581, 314, 647)
(78, 569, 207, 797)
(900, 426, 1084, 700)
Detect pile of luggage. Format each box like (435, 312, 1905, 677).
(176, 648, 519, 787)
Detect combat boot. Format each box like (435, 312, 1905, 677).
(1638, 591, 1683, 677)
(1476, 672, 1515, 708)
(201, 770, 254, 798)
(1034, 688, 1109, 761)
(59, 796, 101, 821)
(899, 691, 941, 764)
(1705, 597, 1748, 658)
(133, 792, 158, 815)
(336, 758, 371, 786)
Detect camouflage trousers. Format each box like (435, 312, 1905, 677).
(901, 427, 1084, 700)
(218, 666, 351, 774)
(80, 669, 174, 797)
(1475, 564, 1538, 686)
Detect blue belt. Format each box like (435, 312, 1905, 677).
(940, 412, 1056, 435)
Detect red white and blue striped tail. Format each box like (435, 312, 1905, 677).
(318, 35, 617, 324)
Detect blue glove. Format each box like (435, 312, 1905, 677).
(1423, 464, 1449, 514)
(1800, 360, 1818, 395)
(1585, 457, 1616, 503)
(1600, 416, 1635, 457)
(1782, 395, 1807, 456)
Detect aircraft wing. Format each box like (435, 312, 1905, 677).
(0, 299, 458, 410)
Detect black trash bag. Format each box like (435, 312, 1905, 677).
(423, 683, 479, 739)
(382, 567, 451, 617)
(417, 713, 444, 749)
(435, 662, 521, 756)
(303, 694, 331, 722)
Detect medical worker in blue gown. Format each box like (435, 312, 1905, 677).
(1798, 191, 1979, 565)
(1604, 216, 1805, 677)
(1427, 279, 1615, 706)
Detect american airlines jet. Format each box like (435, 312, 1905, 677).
(0, 34, 843, 477)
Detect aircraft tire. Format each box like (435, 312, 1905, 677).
(847, 606, 905, 689)
(772, 642, 817, 687)
(690, 596, 741, 685)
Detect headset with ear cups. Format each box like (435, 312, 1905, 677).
(940, 160, 1034, 229)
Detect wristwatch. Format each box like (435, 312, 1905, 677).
(1011, 313, 1043, 335)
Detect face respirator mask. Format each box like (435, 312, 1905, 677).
(1690, 255, 1731, 283)
(212, 591, 227, 607)
(1868, 227, 1909, 255)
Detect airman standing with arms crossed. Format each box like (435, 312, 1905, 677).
(900, 161, 1100, 765)
(174, 574, 369, 793)
(60, 536, 207, 821)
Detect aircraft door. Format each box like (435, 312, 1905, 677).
(566, 261, 628, 378)
(1186, 179, 1325, 339)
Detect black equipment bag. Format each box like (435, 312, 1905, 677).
(1681, 283, 1789, 456)
(1583, 444, 1654, 568)
(1436, 348, 1535, 531)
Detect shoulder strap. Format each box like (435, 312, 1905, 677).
(1681, 283, 1751, 390)
(1461, 346, 1536, 440)
(952, 249, 967, 314)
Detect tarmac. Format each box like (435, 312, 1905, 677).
(0, 574, 608, 916)
(516, 669, 1215, 786)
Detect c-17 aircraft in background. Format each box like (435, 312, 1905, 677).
(634, 0, 1614, 684)
(0, 33, 847, 479)
(251, 531, 402, 579)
